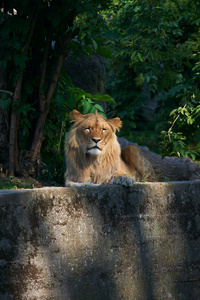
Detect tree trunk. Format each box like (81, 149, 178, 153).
(28, 53, 66, 162)
(0, 66, 9, 171)
(9, 77, 22, 175)
(8, 7, 38, 175)
(29, 31, 73, 162)
(118, 137, 200, 181)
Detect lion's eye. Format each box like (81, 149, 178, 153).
(85, 127, 90, 131)
(102, 128, 107, 132)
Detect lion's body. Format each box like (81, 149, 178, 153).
(65, 110, 155, 186)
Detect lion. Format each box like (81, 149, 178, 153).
(65, 109, 156, 187)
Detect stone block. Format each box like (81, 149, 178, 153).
(0, 182, 200, 299)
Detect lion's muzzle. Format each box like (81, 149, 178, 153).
(87, 138, 102, 155)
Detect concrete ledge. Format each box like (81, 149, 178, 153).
(0, 182, 200, 300)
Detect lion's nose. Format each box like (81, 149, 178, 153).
(92, 138, 101, 144)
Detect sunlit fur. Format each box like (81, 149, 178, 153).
(65, 110, 156, 186)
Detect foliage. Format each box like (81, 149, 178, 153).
(0, 0, 112, 182)
(58, 70, 116, 114)
(104, 0, 200, 157)
(160, 131, 200, 160)
(160, 94, 200, 159)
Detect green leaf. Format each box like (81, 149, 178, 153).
(134, 6, 141, 12)
(67, 94, 77, 110)
(52, 15, 61, 28)
(180, 149, 186, 157)
(98, 111, 106, 118)
(13, 53, 28, 70)
(56, 94, 64, 108)
(91, 38, 98, 50)
(96, 46, 112, 59)
(84, 45, 93, 57)
(85, 92, 93, 98)
(169, 109, 177, 117)
(131, 50, 137, 60)
(138, 53, 144, 62)
(94, 104, 104, 112)
(86, 99, 94, 104)
(89, 106, 96, 113)
(0, 99, 10, 109)
(190, 153, 196, 161)
(80, 32, 87, 41)
(83, 101, 93, 114)
(146, 75, 151, 83)
(93, 94, 116, 105)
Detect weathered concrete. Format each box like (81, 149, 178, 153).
(0, 182, 200, 300)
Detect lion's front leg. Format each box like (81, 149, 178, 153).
(64, 164, 98, 187)
(65, 181, 99, 187)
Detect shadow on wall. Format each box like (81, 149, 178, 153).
(165, 183, 200, 299)
(0, 183, 200, 299)
(135, 183, 199, 300)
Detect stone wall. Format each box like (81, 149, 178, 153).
(0, 182, 200, 300)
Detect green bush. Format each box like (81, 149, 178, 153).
(104, 0, 200, 158)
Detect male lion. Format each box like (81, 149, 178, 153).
(65, 109, 156, 187)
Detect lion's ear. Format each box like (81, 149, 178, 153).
(70, 110, 84, 121)
(108, 117, 122, 131)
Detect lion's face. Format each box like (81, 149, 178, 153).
(71, 110, 122, 156)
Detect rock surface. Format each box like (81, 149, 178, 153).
(64, 52, 106, 96)
(0, 182, 200, 300)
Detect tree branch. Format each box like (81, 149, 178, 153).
(29, 29, 74, 162)
(24, 6, 39, 54)
(38, 29, 53, 95)
(0, 89, 13, 96)
(46, 29, 74, 105)
(168, 102, 188, 140)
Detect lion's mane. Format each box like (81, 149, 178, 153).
(65, 110, 122, 185)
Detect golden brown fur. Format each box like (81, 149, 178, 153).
(65, 110, 155, 186)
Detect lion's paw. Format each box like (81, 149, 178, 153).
(113, 175, 135, 187)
